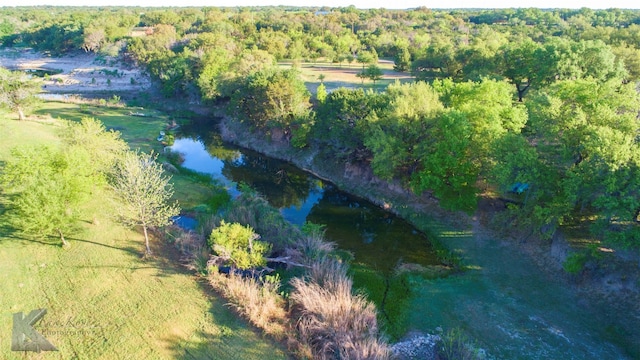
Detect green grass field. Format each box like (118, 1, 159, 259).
(0, 106, 287, 359)
(279, 59, 414, 93)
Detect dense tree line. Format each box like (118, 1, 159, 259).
(2, 6, 639, 248)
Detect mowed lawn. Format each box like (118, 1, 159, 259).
(0, 108, 287, 359)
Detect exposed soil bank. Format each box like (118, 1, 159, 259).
(217, 115, 640, 359)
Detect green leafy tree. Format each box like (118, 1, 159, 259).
(364, 81, 444, 180)
(208, 221, 271, 270)
(411, 110, 479, 212)
(315, 88, 388, 160)
(0, 146, 95, 246)
(356, 49, 378, 70)
(110, 151, 180, 255)
(612, 44, 640, 82)
(393, 46, 411, 72)
(0, 68, 41, 121)
(59, 117, 128, 176)
(229, 68, 311, 136)
(196, 48, 232, 100)
(412, 41, 464, 80)
(315, 83, 327, 104)
(518, 79, 640, 242)
(497, 39, 551, 101)
(363, 64, 383, 84)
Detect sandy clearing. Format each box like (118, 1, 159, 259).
(0, 48, 151, 93)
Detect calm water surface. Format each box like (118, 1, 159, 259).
(170, 136, 440, 272)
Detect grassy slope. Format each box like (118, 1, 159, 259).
(0, 107, 287, 359)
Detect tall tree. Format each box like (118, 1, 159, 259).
(518, 79, 640, 242)
(110, 151, 180, 255)
(393, 45, 411, 72)
(498, 39, 552, 102)
(229, 68, 311, 137)
(363, 64, 383, 84)
(59, 117, 128, 176)
(0, 68, 41, 121)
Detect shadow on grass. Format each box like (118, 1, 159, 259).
(0, 228, 142, 255)
(152, 235, 289, 359)
(165, 329, 270, 360)
(0, 222, 63, 246)
(163, 281, 290, 360)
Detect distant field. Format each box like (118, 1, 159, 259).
(0, 107, 287, 359)
(280, 59, 414, 93)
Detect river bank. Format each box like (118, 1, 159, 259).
(216, 113, 640, 359)
(5, 45, 637, 356)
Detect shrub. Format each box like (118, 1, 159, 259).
(438, 328, 485, 360)
(208, 221, 271, 270)
(563, 252, 588, 274)
(220, 193, 302, 252)
(285, 223, 336, 265)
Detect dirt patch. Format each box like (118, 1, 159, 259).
(0, 48, 151, 93)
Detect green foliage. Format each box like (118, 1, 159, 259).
(0, 68, 41, 120)
(0, 145, 96, 245)
(563, 252, 588, 274)
(221, 193, 302, 252)
(110, 151, 180, 254)
(315, 83, 327, 104)
(229, 68, 311, 135)
(314, 88, 387, 160)
(208, 221, 271, 270)
(196, 48, 232, 100)
(290, 118, 313, 149)
(438, 328, 484, 360)
(59, 117, 128, 176)
(393, 46, 411, 72)
(301, 221, 327, 237)
(410, 110, 479, 212)
(364, 79, 526, 213)
(363, 64, 384, 84)
(519, 79, 640, 243)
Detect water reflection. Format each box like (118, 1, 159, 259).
(170, 135, 440, 272)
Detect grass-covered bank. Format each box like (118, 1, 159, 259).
(0, 106, 287, 359)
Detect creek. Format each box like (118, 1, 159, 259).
(170, 136, 441, 273)
(171, 118, 635, 359)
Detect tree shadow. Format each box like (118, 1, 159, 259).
(164, 326, 279, 360)
(69, 236, 140, 256)
(0, 227, 142, 257)
(0, 222, 63, 246)
(150, 232, 290, 359)
(162, 284, 290, 360)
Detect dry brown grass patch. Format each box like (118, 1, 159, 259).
(291, 258, 390, 359)
(209, 272, 289, 339)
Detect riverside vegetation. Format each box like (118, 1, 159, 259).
(0, 105, 288, 359)
(0, 96, 479, 358)
(2, 5, 640, 359)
